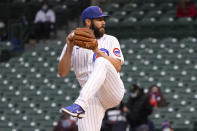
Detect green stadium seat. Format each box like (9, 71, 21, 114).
(172, 119, 194, 131)
(180, 37, 197, 44)
(165, 10, 176, 17)
(145, 10, 163, 19)
(158, 16, 176, 25)
(177, 17, 193, 25)
(128, 10, 146, 20)
(0, 42, 13, 51)
(0, 127, 11, 131)
(121, 16, 138, 26)
(122, 3, 139, 12)
(101, 3, 120, 13)
(105, 17, 119, 27)
(149, 113, 164, 129)
(112, 11, 127, 19)
(139, 3, 157, 11)
(156, 3, 175, 11)
(140, 17, 158, 25)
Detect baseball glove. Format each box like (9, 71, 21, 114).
(72, 28, 98, 50)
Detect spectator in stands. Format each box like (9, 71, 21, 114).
(0, 20, 7, 41)
(33, 1, 56, 40)
(101, 102, 127, 131)
(53, 114, 78, 131)
(176, 0, 197, 18)
(147, 85, 168, 108)
(125, 84, 154, 131)
(161, 120, 174, 131)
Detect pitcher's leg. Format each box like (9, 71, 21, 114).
(75, 57, 109, 110)
(97, 59, 125, 109)
(78, 97, 105, 131)
(60, 57, 124, 118)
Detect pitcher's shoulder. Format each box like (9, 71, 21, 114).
(103, 34, 118, 41)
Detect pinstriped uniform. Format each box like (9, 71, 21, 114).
(59, 34, 125, 131)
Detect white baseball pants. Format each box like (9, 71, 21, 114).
(75, 57, 125, 131)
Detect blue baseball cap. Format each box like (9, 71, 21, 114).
(82, 6, 109, 21)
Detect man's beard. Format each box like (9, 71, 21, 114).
(90, 21, 105, 39)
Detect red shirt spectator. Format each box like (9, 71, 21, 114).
(147, 85, 168, 108)
(176, 0, 197, 18)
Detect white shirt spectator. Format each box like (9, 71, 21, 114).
(34, 9, 56, 23)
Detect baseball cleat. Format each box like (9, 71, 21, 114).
(60, 104, 85, 118)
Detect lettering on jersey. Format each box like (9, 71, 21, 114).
(113, 48, 121, 57)
(93, 48, 109, 62)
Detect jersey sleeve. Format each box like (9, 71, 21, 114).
(59, 44, 74, 66)
(109, 37, 124, 65)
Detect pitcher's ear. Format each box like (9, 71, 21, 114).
(84, 19, 91, 28)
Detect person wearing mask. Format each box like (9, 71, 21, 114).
(34, 1, 56, 40)
(126, 84, 154, 131)
(147, 85, 168, 108)
(176, 0, 197, 18)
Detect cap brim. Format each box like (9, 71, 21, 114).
(82, 14, 110, 21)
(94, 14, 109, 19)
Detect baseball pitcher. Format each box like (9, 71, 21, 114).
(58, 6, 125, 131)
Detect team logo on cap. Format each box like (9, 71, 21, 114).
(93, 48, 109, 62)
(113, 48, 121, 57)
(99, 8, 103, 13)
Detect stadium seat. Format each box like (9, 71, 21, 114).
(122, 3, 139, 12)
(121, 17, 138, 26)
(145, 10, 163, 19)
(177, 17, 193, 25)
(158, 16, 176, 25)
(112, 11, 127, 19)
(156, 2, 175, 11)
(128, 10, 146, 20)
(139, 3, 157, 11)
(101, 3, 120, 13)
(106, 17, 119, 27)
